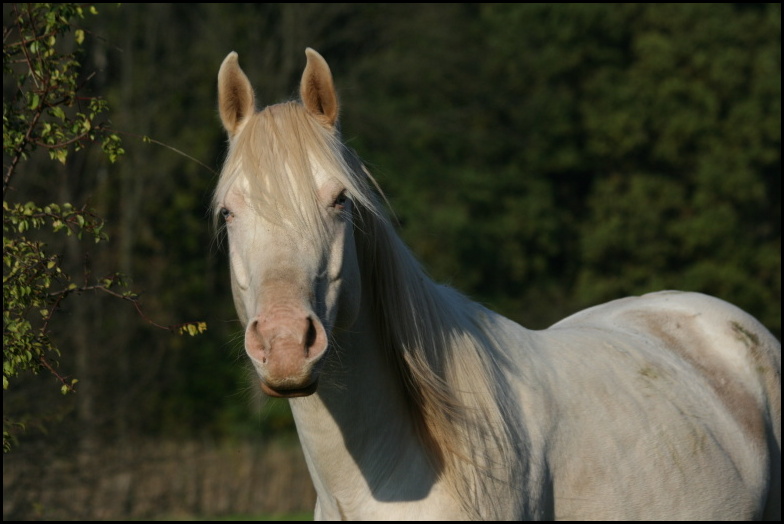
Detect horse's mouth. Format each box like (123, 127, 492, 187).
(260, 378, 319, 398)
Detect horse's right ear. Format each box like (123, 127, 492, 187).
(218, 52, 255, 138)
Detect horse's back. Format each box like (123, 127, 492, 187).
(553, 290, 780, 399)
(543, 290, 781, 520)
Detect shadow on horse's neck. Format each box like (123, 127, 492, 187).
(289, 287, 445, 508)
(289, 205, 531, 514)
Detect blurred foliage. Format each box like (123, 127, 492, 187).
(343, 3, 780, 334)
(2, 3, 205, 452)
(2, 3, 779, 456)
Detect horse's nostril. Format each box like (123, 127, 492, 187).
(304, 316, 317, 353)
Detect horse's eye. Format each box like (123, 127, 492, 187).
(333, 191, 348, 210)
(220, 207, 232, 220)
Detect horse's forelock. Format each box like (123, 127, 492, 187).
(213, 102, 380, 238)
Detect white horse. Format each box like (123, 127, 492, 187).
(213, 48, 781, 520)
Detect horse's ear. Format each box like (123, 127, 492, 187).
(300, 48, 339, 128)
(218, 52, 255, 138)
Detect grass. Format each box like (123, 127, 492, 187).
(145, 512, 313, 521)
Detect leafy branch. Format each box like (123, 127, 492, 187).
(3, 3, 206, 453)
(3, 3, 124, 194)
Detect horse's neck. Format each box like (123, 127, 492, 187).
(288, 303, 460, 519)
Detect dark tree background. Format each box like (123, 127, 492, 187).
(4, 3, 780, 519)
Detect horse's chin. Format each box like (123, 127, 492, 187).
(260, 378, 319, 398)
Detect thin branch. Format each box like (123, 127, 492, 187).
(4, 107, 44, 193)
(19, 3, 43, 88)
(39, 290, 67, 339)
(48, 282, 203, 334)
(2, 26, 62, 50)
(31, 130, 92, 150)
(117, 131, 218, 176)
(37, 353, 76, 393)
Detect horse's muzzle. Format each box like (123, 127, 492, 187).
(244, 303, 328, 396)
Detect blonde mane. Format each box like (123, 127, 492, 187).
(355, 203, 531, 517)
(215, 101, 527, 517)
(212, 102, 379, 234)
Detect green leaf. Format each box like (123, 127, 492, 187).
(51, 106, 66, 121)
(52, 149, 68, 164)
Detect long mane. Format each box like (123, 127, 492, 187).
(353, 194, 531, 517)
(215, 101, 530, 518)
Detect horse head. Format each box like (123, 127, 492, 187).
(215, 49, 363, 397)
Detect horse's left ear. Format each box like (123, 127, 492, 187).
(301, 48, 339, 128)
